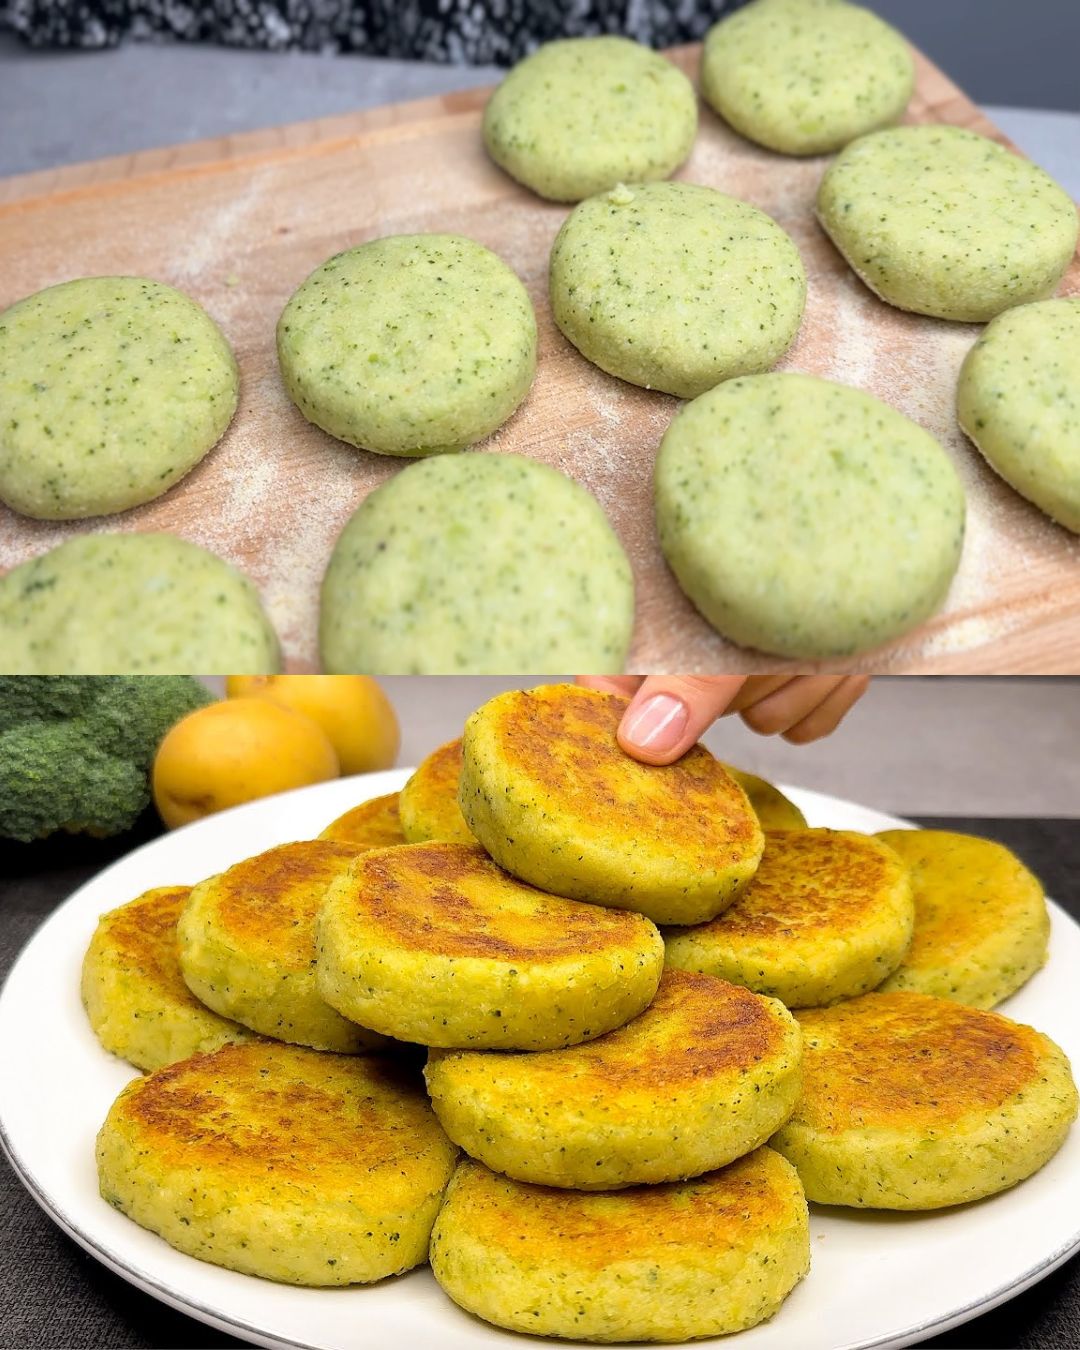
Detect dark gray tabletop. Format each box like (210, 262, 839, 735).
(1, 816, 1077, 1350)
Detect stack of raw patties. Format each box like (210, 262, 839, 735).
(85, 683, 1077, 1343)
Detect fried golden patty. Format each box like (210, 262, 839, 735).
(178, 840, 384, 1052)
(664, 829, 914, 1007)
(81, 886, 251, 1071)
(722, 764, 807, 831)
(96, 1041, 457, 1285)
(875, 830, 1050, 1007)
(425, 968, 801, 1189)
(319, 792, 406, 849)
(772, 991, 1078, 1209)
(317, 841, 664, 1050)
(460, 684, 764, 925)
(399, 739, 473, 844)
(430, 1151, 810, 1342)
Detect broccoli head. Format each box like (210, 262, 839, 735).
(0, 676, 213, 842)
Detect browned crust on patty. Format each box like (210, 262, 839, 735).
(444, 1149, 801, 1269)
(200, 841, 363, 967)
(338, 841, 657, 961)
(319, 793, 405, 849)
(795, 991, 1047, 1132)
(485, 685, 759, 865)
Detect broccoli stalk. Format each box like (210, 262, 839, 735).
(0, 676, 213, 842)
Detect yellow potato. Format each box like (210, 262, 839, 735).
(226, 675, 399, 775)
(153, 698, 339, 829)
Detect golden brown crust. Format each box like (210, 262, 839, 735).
(702, 830, 906, 939)
(447, 1150, 798, 1270)
(490, 685, 760, 864)
(876, 829, 1044, 973)
(206, 841, 363, 967)
(319, 793, 405, 848)
(342, 842, 656, 961)
(112, 1042, 443, 1195)
(577, 972, 783, 1089)
(795, 992, 1045, 1133)
(437, 970, 788, 1094)
(399, 740, 471, 843)
(95, 886, 193, 994)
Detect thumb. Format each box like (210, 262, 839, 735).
(617, 676, 747, 765)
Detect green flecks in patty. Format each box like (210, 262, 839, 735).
(817, 125, 1078, 321)
(655, 372, 966, 659)
(482, 36, 697, 202)
(277, 235, 536, 457)
(0, 276, 238, 520)
(957, 298, 1080, 533)
(550, 181, 806, 399)
(0, 533, 280, 674)
(320, 452, 633, 674)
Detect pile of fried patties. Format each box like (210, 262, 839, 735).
(84, 684, 1077, 1343)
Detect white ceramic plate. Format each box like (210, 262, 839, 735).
(1, 771, 1078, 1350)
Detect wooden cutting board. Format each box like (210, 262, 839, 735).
(1, 45, 1077, 673)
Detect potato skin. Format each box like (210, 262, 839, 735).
(460, 684, 764, 926)
(96, 1042, 457, 1285)
(772, 991, 1079, 1209)
(425, 969, 802, 1189)
(430, 1151, 810, 1342)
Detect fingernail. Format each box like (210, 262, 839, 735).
(622, 694, 688, 753)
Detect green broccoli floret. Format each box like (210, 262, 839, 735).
(0, 676, 213, 842)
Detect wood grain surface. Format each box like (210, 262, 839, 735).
(1, 45, 1077, 673)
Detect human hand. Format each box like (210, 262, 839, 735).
(576, 675, 870, 765)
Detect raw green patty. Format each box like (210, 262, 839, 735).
(277, 235, 536, 457)
(701, 0, 914, 156)
(817, 126, 1079, 322)
(483, 36, 697, 203)
(550, 181, 806, 398)
(320, 453, 634, 674)
(654, 373, 966, 659)
(957, 298, 1080, 534)
(0, 276, 238, 520)
(0, 533, 280, 674)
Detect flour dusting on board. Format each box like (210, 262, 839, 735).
(1, 53, 1077, 672)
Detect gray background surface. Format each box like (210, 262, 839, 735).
(0, 2, 1078, 181)
(197, 676, 1080, 816)
(867, 0, 1079, 111)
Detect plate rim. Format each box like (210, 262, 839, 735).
(1, 773, 1078, 1350)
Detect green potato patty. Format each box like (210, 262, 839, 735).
(320, 454, 634, 674)
(425, 969, 802, 1189)
(277, 234, 536, 456)
(0, 533, 280, 674)
(430, 1151, 810, 1341)
(550, 180, 806, 399)
(957, 298, 1080, 534)
(483, 36, 697, 202)
(654, 372, 966, 659)
(97, 1042, 457, 1285)
(701, 0, 914, 156)
(0, 276, 238, 520)
(817, 125, 1078, 322)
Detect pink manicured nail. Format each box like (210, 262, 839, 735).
(622, 694, 689, 753)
